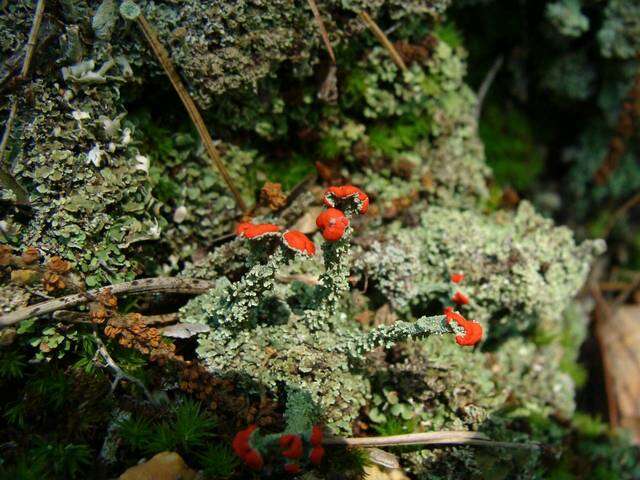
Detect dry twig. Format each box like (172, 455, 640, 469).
(0, 277, 214, 327)
(358, 11, 407, 72)
(307, 0, 336, 64)
(325, 431, 539, 449)
(93, 332, 154, 401)
(0, 0, 44, 204)
(134, 13, 248, 213)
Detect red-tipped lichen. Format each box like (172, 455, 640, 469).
(310, 425, 323, 446)
(282, 230, 316, 256)
(284, 462, 302, 474)
(279, 434, 304, 459)
(232, 425, 264, 470)
(450, 273, 464, 284)
(316, 208, 350, 241)
(323, 185, 369, 214)
(236, 222, 281, 239)
(309, 446, 325, 465)
(445, 309, 483, 346)
(452, 290, 470, 305)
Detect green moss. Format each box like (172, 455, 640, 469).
(480, 103, 544, 191)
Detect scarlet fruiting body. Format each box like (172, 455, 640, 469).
(279, 434, 304, 459)
(284, 463, 302, 474)
(309, 446, 325, 465)
(282, 230, 316, 256)
(455, 321, 483, 346)
(451, 273, 464, 284)
(232, 425, 264, 470)
(445, 309, 483, 346)
(316, 208, 349, 241)
(452, 290, 469, 305)
(236, 222, 281, 239)
(323, 185, 369, 214)
(310, 425, 323, 446)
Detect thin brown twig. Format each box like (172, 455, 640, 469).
(134, 13, 248, 213)
(613, 272, 640, 307)
(603, 192, 640, 238)
(0, 277, 214, 327)
(324, 431, 539, 449)
(21, 0, 46, 79)
(93, 332, 154, 402)
(358, 11, 407, 72)
(0, 0, 44, 204)
(307, 0, 336, 64)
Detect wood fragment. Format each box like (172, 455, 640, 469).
(324, 431, 539, 449)
(307, 0, 336, 64)
(592, 282, 640, 443)
(135, 14, 248, 213)
(0, 277, 214, 327)
(358, 11, 407, 72)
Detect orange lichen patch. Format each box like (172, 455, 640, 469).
(452, 290, 470, 305)
(90, 306, 109, 324)
(260, 182, 287, 211)
(280, 434, 304, 459)
(42, 271, 66, 292)
(46, 256, 72, 274)
(323, 185, 369, 214)
(316, 208, 349, 241)
(104, 313, 176, 357)
(97, 289, 118, 309)
(236, 222, 282, 239)
(21, 247, 40, 265)
(282, 230, 316, 256)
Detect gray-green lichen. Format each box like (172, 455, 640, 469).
(598, 0, 640, 59)
(318, 39, 489, 210)
(357, 201, 605, 338)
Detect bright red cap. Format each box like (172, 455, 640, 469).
(243, 449, 264, 470)
(323, 185, 369, 214)
(310, 425, 323, 447)
(282, 230, 316, 256)
(452, 290, 469, 305)
(232, 425, 263, 470)
(455, 320, 483, 346)
(232, 424, 256, 457)
(316, 208, 349, 242)
(279, 434, 304, 459)
(284, 463, 302, 474)
(236, 222, 281, 239)
(450, 273, 464, 284)
(445, 310, 483, 346)
(309, 446, 325, 465)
